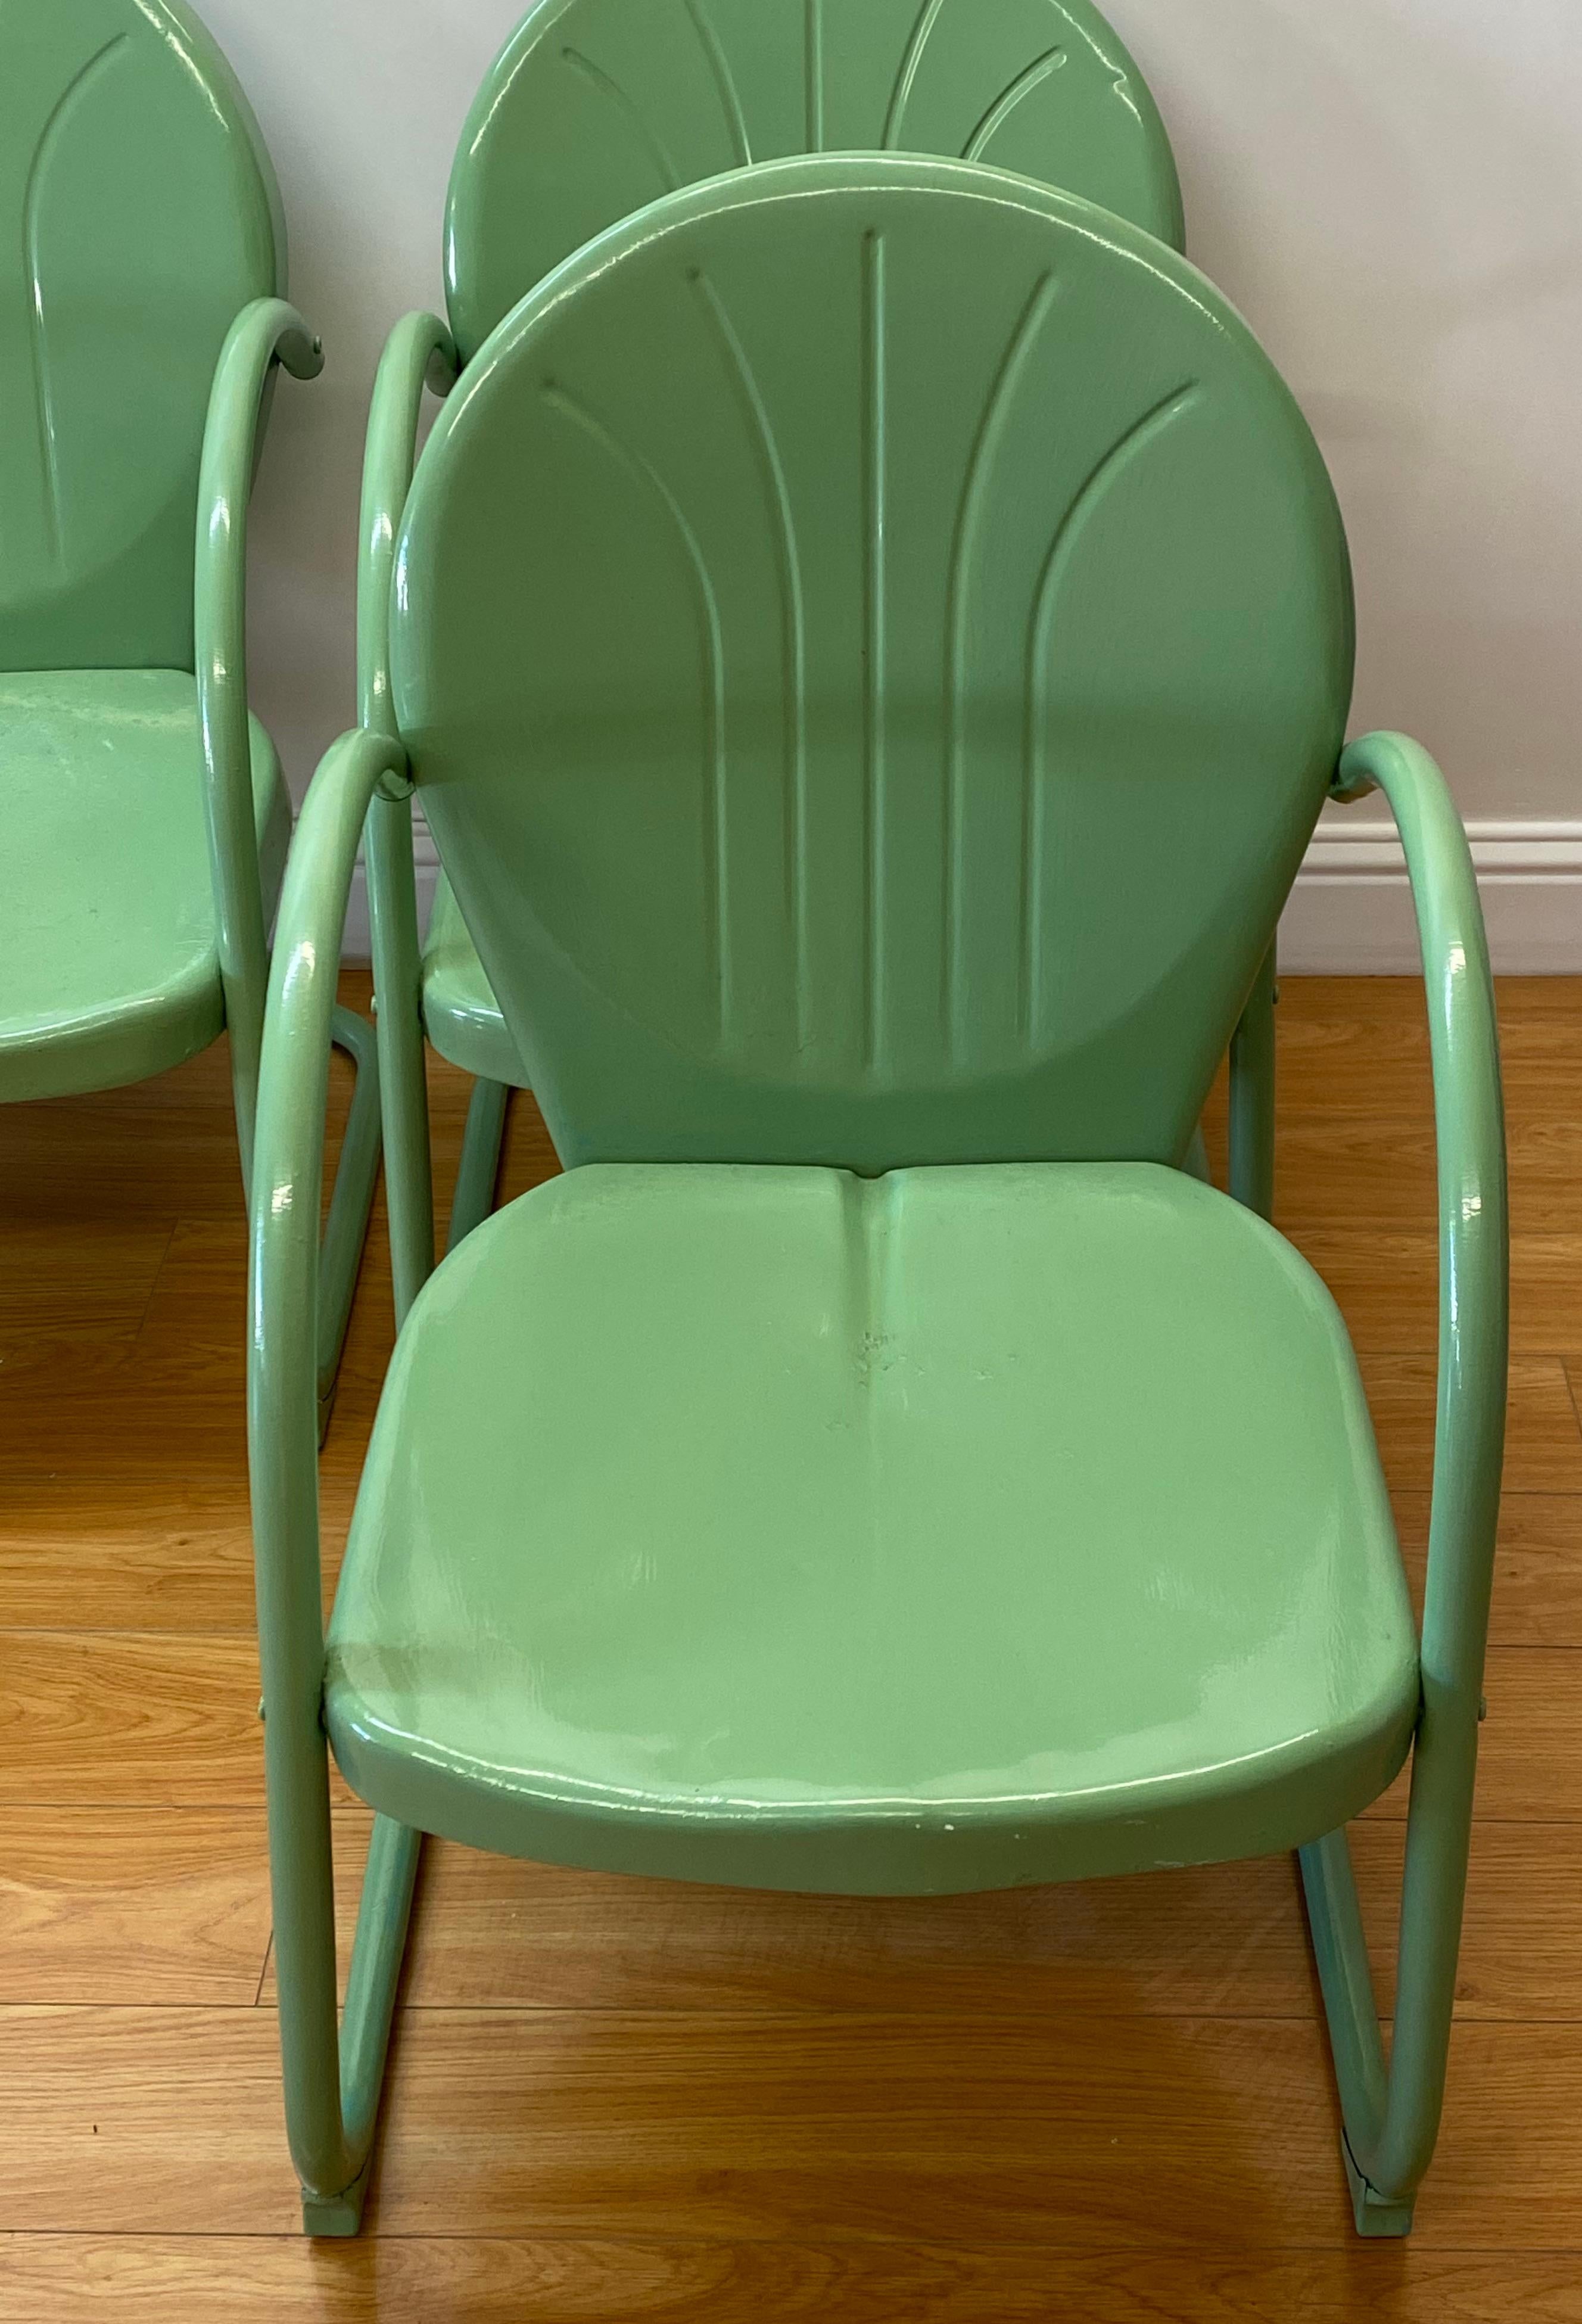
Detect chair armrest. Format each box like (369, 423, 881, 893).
(359, 312, 459, 736)
(195, 296, 325, 1190)
(356, 315, 459, 1325)
(248, 730, 410, 1672)
(1331, 733, 1509, 1713)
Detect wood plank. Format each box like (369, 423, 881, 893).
(2, 2238, 1579, 2324)
(0, 1474, 357, 1633)
(0, 1221, 252, 1487)
(0, 1634, 350, 1809)
(1350, 1821, 1582, 2022)
(0, 1634, 265, 1807)
(1274, 1115, 1582, 1232)
(1394, 1493, 1582, 1645)
(1273, 976, 1581, 1117)
(328, 2012, 1582, 2251)
(0, 1026, 346, 1230)
(4, 2007, 1579, 2247)
(1359, 1353, 1582, 1495)
(289, 1816, 1320, 2017)
(7, 1807, 1568, 2029)
(1360, 1649, 1582, 1825)
(0, 1809, 270, 2005)
(0, 1223, 172, 1375)
(0, 1075, 242, 1225)
(1282, 1228, 1582, 1356)
(278, 1812, 1582, 2025)
(0, 1237, 385, 1501)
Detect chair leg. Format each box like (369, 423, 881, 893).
(257, 1451, 418, 2235)
(1299, 1685, 1480, 2237)
(447, 1077, 510, 1255)
(314, 1004, 384, 1442)
(300, 1814, 423, 2235)
(266, 1717, 422, 2237)
(1298, 1830, 1418, 2236)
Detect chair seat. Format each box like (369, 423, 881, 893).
(327, 1162, 1419, 1896)
(422, 872, 528, 1085)
(0, 669, 289, 1102)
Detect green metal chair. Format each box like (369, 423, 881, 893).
(250, 158, 1507, 2236)
(0, 0, 379, 1427)
(360, 0, 1223, 1275)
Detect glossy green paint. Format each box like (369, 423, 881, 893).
(421, 876, 530, 1084)
(412, 0, 1186, 1122)
(0, 0, 282, 674)
(0, 668, 288, 1102)
(258, 170, 1501, 2239)
(446, 1074, 512, 1251)
(445, 0, 1184, 360)
(1299, 733, 1508, 2233)
(327, 1158, 1416, 1894)
(357, 312, 460, 1327)
(249, 729, 418, 2232)
(196, 297, 324, 1197)
(394, 161, 1352, 1174)
(191, 290, 380, 1420)
(0, 3, 377, 1402)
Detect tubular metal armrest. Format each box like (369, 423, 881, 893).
(359, 313, 462, 1325)
(1301, 729, 1508, 2229)
(248, 727, 416, 2217)
(196, 299, 376, 1424)
(195, 295, 325, 1192)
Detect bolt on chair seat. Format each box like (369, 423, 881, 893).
(0, 670, 288, 1102)
(328, 1159, 1419, 1896)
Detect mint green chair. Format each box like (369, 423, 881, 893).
(0, 0, 378, 1424)
(361, 0, 1204, 1277)
(250, 160, 1506, 2236)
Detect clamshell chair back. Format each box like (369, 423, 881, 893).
(393, 158, 1352, 1173)
(400, 0, 1189, 1233)
(0, 0, 282, 672)
(445, 0, 1185, 358)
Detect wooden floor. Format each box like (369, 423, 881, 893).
(2, 975, 1580, 2321)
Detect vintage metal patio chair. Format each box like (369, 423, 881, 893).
(358, 0, 1254, 1295)
(250, 159, 1506, 2236)
(0, 0, 379, 1427)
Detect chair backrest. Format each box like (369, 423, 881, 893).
(0, 0, 282, 674)
(446, 0, 1184, 360)
(393, 159, 1353, 1175)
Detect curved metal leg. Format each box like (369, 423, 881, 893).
(1300, 1830, 1416, 2236)
(264, 1665, 421, 2238)
(250, 732, 428, 2235)
(294, 1813, 422, 2235)
(447, 1077, 510, 1254)
(1300, 1689, 1478, 2245)
(314, 1004, 383, 1443)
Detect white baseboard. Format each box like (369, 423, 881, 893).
(1281, 819, 1582, 972)
(343, 819, 1582, 975)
